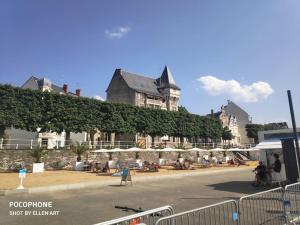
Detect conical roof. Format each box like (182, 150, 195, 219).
(156, 66, 180, 90)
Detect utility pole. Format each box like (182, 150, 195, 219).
(287, 90, 300, 178)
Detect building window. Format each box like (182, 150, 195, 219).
(104, 133, 111, 142)
(41, 138, 48, 148)
(147, 104, 160, 109)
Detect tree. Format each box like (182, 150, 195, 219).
(263, 122, 288, 130)
(246, 122, 288, 144)
(171, 111, 195, 143)
(178, 106, 189, 113)
(245, 124, 264, 144)
(0, 84, 227, 146)
(0, 85, 44, 137)
(135, 107, 174, 147)
(71, 142, 88, 162)
(222, 126, 233, 144)
(30, 146, 47, 163)
(208, 118, 223, 142)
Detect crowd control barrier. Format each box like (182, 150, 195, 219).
(94, 205, 174, 225)
(99, 182, 300, 225)
(238, 187, 285, 225)
(154, 200, 239, 225)
(284, 182, 300, 224)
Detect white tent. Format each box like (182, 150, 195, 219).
(253, 141, 282, 150)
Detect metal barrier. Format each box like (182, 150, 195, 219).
(239, 187, 285, 225)
(97, 184, 300, 225)
(154, 200, 239, 225)
(284, 182, 300, 224)
(94, 205, 174, 225)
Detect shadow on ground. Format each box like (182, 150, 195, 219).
(181, 196, 240, 200)
(207, 181, 268, 195)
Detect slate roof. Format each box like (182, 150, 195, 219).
(223, 100, 249, 116)
(110, 66, 180, 97)
(208, 111, 222, 118)
(22, 76, 75, 95)
(156, 66, 180, 90)
(120, 70, 162, 96)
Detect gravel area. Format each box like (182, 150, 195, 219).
(0, 163, 256, 190)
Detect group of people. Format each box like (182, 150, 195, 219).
(142, 161, 159, 172)
(174, 159, 191, 170)
(90, 161, 110, 173)
(253, 153, 282, 187)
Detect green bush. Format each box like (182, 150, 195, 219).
(71, 142, 88, 162)
(30, 147, 47, 163)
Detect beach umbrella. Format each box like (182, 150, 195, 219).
(125, 147, 144, 152)
(91, 149, 110, 153)
(189, 147, 207, 152)
(143, 148, 164, 152)
(227, 148, 242, 152)
(162, 147, 177, 152)
(106, 148, 126, 153)
(208, 147, 225, 152)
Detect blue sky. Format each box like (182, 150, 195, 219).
(0, 0, 299, 125)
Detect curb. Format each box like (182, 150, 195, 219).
(0, 167, 252, 196)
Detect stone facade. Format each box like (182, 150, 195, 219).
(210, 100, 252, 145)
(106, 66, 181, 111)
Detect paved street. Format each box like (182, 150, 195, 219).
(0, 168, 259, 225)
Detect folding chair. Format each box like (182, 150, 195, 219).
(120, 168, 133, 186)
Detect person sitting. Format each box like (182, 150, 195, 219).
(234, 157, 246, 166)
(227, 159, 235, 166)
(101, 161, 110, 173)
(149, 163, 159, 172)
(91, 162, 101, 172)
(174, 160, 183, 170)
(183, 159, 190, 169)
(253, 161, 267, 187)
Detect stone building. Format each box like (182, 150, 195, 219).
(22, 76, 80, 96)
(106, 66, 181, 146)
(106, 66, 180, 111)
(210, 100, 252, 145)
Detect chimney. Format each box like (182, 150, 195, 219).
(76, 89, 81, 97)
(63, 84, 68, 93)
(211, 109, 214, 116)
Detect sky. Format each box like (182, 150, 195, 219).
(0, 0, 299, 126)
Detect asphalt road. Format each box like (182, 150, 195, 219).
(0, 168, 260, 225)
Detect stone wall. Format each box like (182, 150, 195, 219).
(0, 149, 255, 172)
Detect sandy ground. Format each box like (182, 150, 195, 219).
(0, 163, 257, 190)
